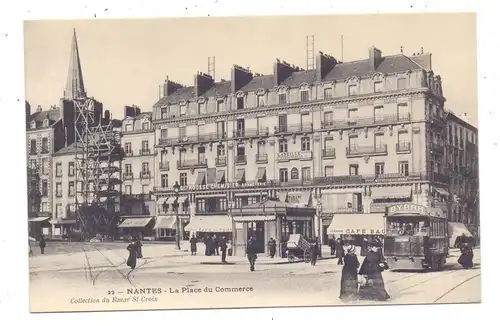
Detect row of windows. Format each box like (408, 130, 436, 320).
(158, 78, 410, 118)
(124, 141, 151, 154)
(55, 162, 75, 177)
(28, 138, 49, 155)
(123, 121, 151, 132)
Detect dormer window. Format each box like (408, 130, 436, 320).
(142, 121, 150, 130)
(257, 95, 265, 107)
(43, 119, 49, 128)
(30, 121, 36, 129)
(125, 124, 133, 132)
(300, 90, 309, 102)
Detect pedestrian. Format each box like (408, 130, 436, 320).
(335, 238, 345, 265)
(220, 236, 228, 263)
(39, 234, 46, 255)
(329, 237, 336, 256)
(204, 235, 210, 256)
(135, 238, 143, 259)
(246, 236, 258, 272)
(213, 235, 219, 256)
(268, 237, 277, 258)
(358, 239, 390, 301)
(126, 237, 138, 270)
(458, 235, 474, 269)
(190, 234, 198, 256)
(339, 244, 360, 302)
(310, 238, 319, 266)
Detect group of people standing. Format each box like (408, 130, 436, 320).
(339, 238, 391, 302)
(189, 234, 231, 263)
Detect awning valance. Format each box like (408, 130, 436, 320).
(154, 216, 176, 229)
(234, 192, 262, 197)
(215, 170, 225, 184)
(235, 169, 245, 182)
(327, 213, 385, 235)
(435, 188, 450, 197)
(278, 192, 288, 202)
(195, 172, 206, 186)
(256, 167, 266, 181)
(50, 219, 77, 225)
(28, 216, 51, 222)
(448, 222, 473, 245)
(165, 197, 176, 204)
(371, 187, 412, 200)
(185, 215, 232, 232)
(196, 193, 226, 199)
(287, 191, 311, 207)
(118, 217, 153, 228)
(157, 197, 167, 205)
(233, 215, 276, 222)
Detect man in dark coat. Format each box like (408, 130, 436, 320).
(328, 237, 336, 256)
(246, 236, 258, 272)
(268, 237, 277, 258)
(213, 235, 219, 256)
(204, 235, 210, 256)
(39, 234, 46, 255)
(310, 238, 319, 266)
(135, 238, 143, 259)
(358, 239, 390, 301)
(220, 236, 228, 263)
(126, 238, 139, 269)
(335, 238, 345, 265)
(190, 235, 198, 256)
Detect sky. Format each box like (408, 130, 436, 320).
(24, 13, 477, 126)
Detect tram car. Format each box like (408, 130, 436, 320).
(383, 204, 448, 271)
(286, 234, 312, 263)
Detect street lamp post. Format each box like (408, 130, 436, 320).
(173, 181, 181, 250)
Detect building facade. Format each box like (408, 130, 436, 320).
(151, 46, 460, 251)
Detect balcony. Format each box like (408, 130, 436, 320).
(428, 142, 444, 154)
(279, 178, 313, 187)
(41, 148, 49, 154)
(215, 156, 227, 166)
(323, 206, 364, 214)
(233, 128, 269, 138)
(177, 158, 208, 169)
(28, 211, 51, 218)
(158, 133, 228, 147)
(346, 144, 387, 157)
(123, 173, 134, 180)
(124, 151, 135, 156)
(159, 162, 170, 171)
(277, 151, 313, 162)
(321, 113, 411, 130)
(322, 148, 336, 159)
(140, 171, 151, 180)
(396, 142, 411, 153)
(275, 123, 313, 135)
(235, 155, 247, 165)
(140, 148, 152, 155)
(256, 153, 268, 163)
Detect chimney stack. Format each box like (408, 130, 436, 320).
(369, 46, 383, 71)
(231, 65, 253, 93)
(124, 105, 138, 118)
(25, 101, 31, 120)
(315, 52, 337, 82)
(194, 72, 214, 97)
(36, 105, 43, 113)
(104, 110, 111, 120)
(274, 60, 300, 86)
(163, 75, 183, 97)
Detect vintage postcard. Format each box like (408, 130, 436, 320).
(25, 13, 480, 313)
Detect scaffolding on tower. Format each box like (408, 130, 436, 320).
(73, 97, 122, 239)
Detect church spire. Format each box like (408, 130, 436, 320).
(64, 28, 87, 99)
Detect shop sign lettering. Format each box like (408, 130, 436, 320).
(334, 228, 386, 235)
(388, 204, 427, 216)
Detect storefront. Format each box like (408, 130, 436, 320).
(230, 199, 316, 257)
(117, 216, 154, 240)
(28, 216, 51, 240)
(184, 215, 233, 239)
(50, 219, 77, 240)
(326, 213, 386, 255)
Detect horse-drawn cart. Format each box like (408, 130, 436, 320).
(286, 234, 312, 263)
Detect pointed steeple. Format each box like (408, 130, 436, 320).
(64, 29, 87, 99)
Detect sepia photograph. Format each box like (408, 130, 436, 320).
(24, 13, 480, 313)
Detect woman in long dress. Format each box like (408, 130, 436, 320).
(458, 235, 474, 269)
(126, 238, 138, 269)
(339, 245, 360, 302)
(358, 239, 390, 301)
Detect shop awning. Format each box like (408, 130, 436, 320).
(196, 193, 226, 199)
(50, 219, 77, 225)
(287, 191, 311, 207)
(278, 192, 288, 202)
(154, 216, 176, 229)
(327, 213, 385, 235)
(235, 169, 245, 182)
(165, 197, 176, 204)
(215, 170, 225, 184)
(28, 216, 51, 222)
(233, 215, 276, 222)
(448, 222, 473, 244)
(256, 167, 266, 181)
(235, 192, 262, 197)
(435, 188, 450, 197)
(157, 197, 167, 205)
(185, 215, 232, 232)
(118, 217, 153, 228)
(371, 186, 412, 200)
(195, 172, 206, 186)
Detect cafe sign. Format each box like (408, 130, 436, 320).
(277, 151, 312, 162)
(387, 204, 427, 216)
(331, 228, 386, 235)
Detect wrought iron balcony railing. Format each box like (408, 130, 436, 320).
(140, 171, 152, 179)
(255, 153, 268, 163)
(140, 148, 151, 155)
(396, 142, 411, 153)
(321, 113, 411, 130)
(235, 155, 247, 165)
(322, 148, 336, 158)
(159, 162, 170, 171)
(215, 156, 227, 166)
(346, 144, 387, 157)
(177, 158, 208, 169)
(123, 173, 134, 180)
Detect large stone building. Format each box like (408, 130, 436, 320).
(150, 45, 475, 254)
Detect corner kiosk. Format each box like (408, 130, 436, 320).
(383, 204, 448, 271)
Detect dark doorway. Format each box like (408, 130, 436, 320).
(247, 221, 265, 253)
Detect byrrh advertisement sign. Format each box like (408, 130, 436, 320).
(387, 204, 427, 216)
